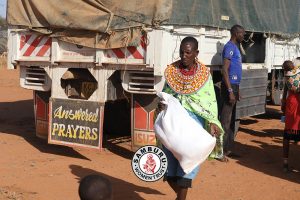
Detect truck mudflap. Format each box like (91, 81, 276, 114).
(48, 98, 104, 150)
(131, 94, 159, 150)
(34, 90, 51, 139)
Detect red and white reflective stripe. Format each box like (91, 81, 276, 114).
(105, 36, 147, 59)
(19, 34, 51, 57)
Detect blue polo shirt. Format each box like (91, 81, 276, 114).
(222, 41, 242, 85)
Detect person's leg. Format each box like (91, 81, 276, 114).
(167, 179, 179, 193)
(227, 102, 238, 157)
(283, 138, 290, 172)
(220, 101, 235, 155)
(162, 146, 180, 195)
(221, 84, 239, 157)
(167, 179, 188, 200)
(174, 165, 200, 200)
(177, 188, 188, 200)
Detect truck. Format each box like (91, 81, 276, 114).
(7, 0, 300, 150)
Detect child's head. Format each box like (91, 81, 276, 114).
(79, 174, 112, 200)
(294, 57, 300, 68)
(282, 60, 294, 72)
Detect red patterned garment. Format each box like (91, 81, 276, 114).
(284, 91, 300, 141)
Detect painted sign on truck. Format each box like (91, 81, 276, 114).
(49, 98, 103, 149)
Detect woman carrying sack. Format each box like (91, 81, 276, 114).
(155, 36, 224, 200)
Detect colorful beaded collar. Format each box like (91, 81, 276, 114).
(164, 60, 210, 95)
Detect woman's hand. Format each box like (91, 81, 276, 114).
(157, 101, 166, 113)
(229, 92, 236, 104)
(209, 123, 220, 137)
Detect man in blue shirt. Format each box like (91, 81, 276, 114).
(220, 24, 245, 160)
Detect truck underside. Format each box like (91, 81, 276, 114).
(8, 26, 300, 149)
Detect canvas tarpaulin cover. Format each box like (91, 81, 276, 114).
(7, 0, 300, 48)
(168, 0, 300, 36)
(7, 0, 172, 48)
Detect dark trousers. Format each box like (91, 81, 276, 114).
(220, 83, 239, 154)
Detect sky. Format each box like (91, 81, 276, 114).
(0, 0, 6, 18)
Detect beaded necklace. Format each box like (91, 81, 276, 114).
(165, 60, 210, 95)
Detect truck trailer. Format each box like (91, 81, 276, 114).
(7, 0, 300, 150)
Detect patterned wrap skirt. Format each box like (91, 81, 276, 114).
(284, 91, 300, 141)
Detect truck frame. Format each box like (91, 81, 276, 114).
(7, 0, 300, 149)
(7, 25, 299, 149)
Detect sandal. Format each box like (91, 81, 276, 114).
(216, 156, 229, 163)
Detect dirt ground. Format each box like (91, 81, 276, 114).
(0, 67, 299, 200)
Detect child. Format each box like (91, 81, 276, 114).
(79, 174, 112, 200)
(282, 58, 300, 92)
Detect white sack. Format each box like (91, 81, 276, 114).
(154, 92, 216, 174)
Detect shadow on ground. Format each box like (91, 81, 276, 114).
(235, 105, 300, 184)
(69, 164, 165, 200)
(0, 100, 90, 160)
(251, 106, 282, 120)
(0, 98, 135, 160)
(233, 135, 300, 184)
